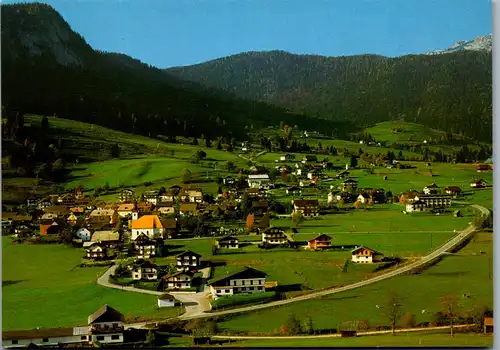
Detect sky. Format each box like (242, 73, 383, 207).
(3, 0, 493, 68)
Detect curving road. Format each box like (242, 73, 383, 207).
(100, 204, 488, 324)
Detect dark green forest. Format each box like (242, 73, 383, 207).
(168, 50, 492, 142)
(1, 3, 350, 142)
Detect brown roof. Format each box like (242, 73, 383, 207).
(2, 212, 18, 219)
(293, 199, 319, 207)
(2, 327, 77, 340)
(160, 218, 177, 229)
(180, 203, 198, 212)
(117, 204, 135, 211)
(88, 305, 124, 324)
(445, 186, 461, 192)
(45, 205, 70, 214)
(484, 317, 494, 326)
(309, 234, 332, 243)
(158, 293, 177, 301)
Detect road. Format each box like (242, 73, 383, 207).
(100, 204, 488, 324)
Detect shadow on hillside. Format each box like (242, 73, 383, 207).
(3, 280, 26, 287)
(276, 283, 302, 293)
(427, 271, 470, 277)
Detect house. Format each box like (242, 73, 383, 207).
(208, 266, 267, 299)
(299, 180, 314, 187)
(351, 246, 384, 263)
(357, 193, 371, 204)
(261, 227, 288, 245)
(476, 164, 491, 172)
(341, 179, 358, 192)
(176, 250, 202, 272)
(117, 204, 135, 218)
(216, 236, 239, 249)
(91, 231, 120, 247)
(336, 170, 350, 179)
(406, 200, 426, 213)
(470, 179, 488, 188)
(85, 242, 107, 260)
(131, 215, 165, 240)
(444, 186, 462, 196)
(484, 317, 494, 334)
(2, 326, 90, 348)
(67, 213, 78, 225)
(119, 189, 135, 203)
(179, 189, 204, 203)
(132, 261, 158, 280)
(157, 293, 179, 308)
(134, 233, 162, 258)
(247, 174, 271, 189)
(292, 199, 320, 217)
(88, 209, 118, 225)
(423, 183, 439, 195)
(302, 155, 317, 164)
(307, 234, 332, 249)
(76, 227, 92, 241)
(286, 186, 302, 195)
(143, 190, 159, 205)
(223, 176, 235, 185)
(155, 202, 175, 216)
(179, 203, 198, 216)
(162, 271, 193, 289)
(280, 154, 293, 161)
(414, 194, 452, 208)
(88, 305, 125, 344)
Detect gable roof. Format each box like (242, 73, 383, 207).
(444, 186, 461, 192)
(117, 204, 135, 211)
(88, 305, 124, 324)
(351, 246, 383, 255)
(162, 271, 193, 280)
(293, 199, 319, 207)
(158, 293, 177, 301)
(208, 266, 267, 286)
(91, 231, 120, 242)
(2, 327, 77, 341)
(131, 215, 163, 229)
(309, 234, 332, 242)
(425, 183, 439, 188)
(176, 250, 201, 258)
(217, 235, 239, 242)
(484, 317, 494, 326)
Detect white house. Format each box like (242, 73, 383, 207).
(423, 183, 439, 195)
(208, 267, 267, 299)
(351, 246, 384, 264)
(406, 200, 426, 213)
(143, 190, 159, 205)
(247, 174, 271, 189)
(261, 227, 288, 245)
(76, 227, 92, 241)
(157, 293, 178, 308)
(162, 271, 193, 289)
(88, 305, 125, 344)
(132, 261, 158, 280)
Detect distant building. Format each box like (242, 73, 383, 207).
(247, 174, 271, 189)
(307, 234, 332, 250)
(261, 227, 288, 245)
(351, 246, 384, 264)
(208, 267, 267, 299)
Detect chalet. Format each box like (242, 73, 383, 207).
(292, 199, 320, 217)
(76, 227, 92, 241)
(470, 179, 488, 188)
(2, 326, 91, 348)
(208, 267, 267, 298)
(87, 305, 125, 344)
(155, 202, 175, 215)
(143, 190, 159, 205)
(286, 186, 302, 195)
(351, 246, 384, 263)
(176, 250, 202, 272)
(157, 293, 179, 308)
(341, 179, 358, 192)
(280, 154, 293, 161)
(247, 174, 271, 189)
(299, 180, 314, 187)
(158, 187, 180, 202)
(302, 155, 317, 164)
(179, 189, 204, 203)
(423, 183, 439, 195)
(91, 231, 120, 247)
(357, 193, 370, 204)
(216, 236, 239, 249)
(484, 317, 494, 334)
(414, 194, 452, 208)
(85, 242, 107, 260)
(405, 200, 426, 213)
(131, 215, 165, 240)
(476, 164, 491, 172)
(400, 190, 420, 204)
(261, 227, 288, 245)
(368, 188, 386, 204)
(444, 186, 462, 196)
(132, 261, 158, 280)
(134, 233, 162, 258)
(307, 234, 332, 250)
(119, 189, 135, 203)
(336, 170, 350, 179)
(223, 176, 235, 185)
(162, 271, 193, 289)
(117, 204, 135, 218)
(179, 203, 198, 216)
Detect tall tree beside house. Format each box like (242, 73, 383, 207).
(144, 330, 156, 346)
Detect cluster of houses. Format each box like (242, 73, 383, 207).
(2, 305, 126, 348)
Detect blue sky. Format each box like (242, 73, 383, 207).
(3, 0, 492, 68)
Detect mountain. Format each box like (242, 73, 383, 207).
(425, 34, 492, 55)
(167, 44, 492, 142)
(1, 3, 347, 142)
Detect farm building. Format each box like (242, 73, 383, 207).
(261, 227, 288, 245)
(444, 186, 462, 196)
(176, 250, 202, 272)
(119, 189, 135, 203)
(131, 261, 158, 280)
(476, 164, 491, 172)
(85, 242, 107, 260)
(216, 235, 239, 249)
(208, 267, 267, 299)
(247, 174, 271, 189)
(302, 155, 318, 164)
(162, 271, 193, 289)
(423, 183, 440, 195)
(351, 247, 384, 264)
(157, 294, 178, 308)
(341, 179, 358, 192)
(470, 179, 488, 188)
(307, 234, 332, 249)
(292, 199, 320, 217)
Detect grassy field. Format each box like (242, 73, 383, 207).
(217, 332, 494, 347)
(1, 238, 183, 331)
(217, 231, 493, 333)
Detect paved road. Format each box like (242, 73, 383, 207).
(211, 324, 475, 340)
(97, 265, 163, 296)
(100, 204, 488, 323)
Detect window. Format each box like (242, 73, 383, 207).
(225, 289, 230, 293)
(242, 280, 245, 286)
(111, 335, 120, 340)
(258, 286, 263, 290)
(112, 323, 118, 328)
(96, 336, 105, 341)
(81, 336, 87, 340)
(250, 287, 254, 291)
(11, 340, 18, 345)
(250, 280, 253, 285)
(42, 338, 49, 343)
(259, 280, 262, 285)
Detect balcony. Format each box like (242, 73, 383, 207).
(91, 325, 124, 333)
